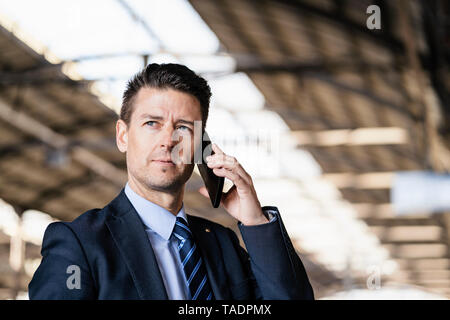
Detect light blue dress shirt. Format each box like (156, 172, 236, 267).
(124, 183, 191, 299)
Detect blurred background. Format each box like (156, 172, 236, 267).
(0, 0, 449, 300)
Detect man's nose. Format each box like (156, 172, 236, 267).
(159, 125, 177, 149)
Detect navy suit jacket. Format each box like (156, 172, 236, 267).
(28, 189, 314, 300)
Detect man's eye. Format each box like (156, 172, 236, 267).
(145, 121, 157, 126)
(177, 126, 191, 131)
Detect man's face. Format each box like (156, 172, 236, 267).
(116, 87, 203, 193)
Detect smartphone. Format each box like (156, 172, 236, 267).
(196, 131, 224, 208)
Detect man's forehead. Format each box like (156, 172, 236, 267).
(133, 88, 201, 119)
(135, 87, 199, 105)
(132, 94, 202, 121)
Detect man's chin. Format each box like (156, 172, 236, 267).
(144, 173, 186, 193)
(134, 164, 193, 193)
(147, 181, 183, 193)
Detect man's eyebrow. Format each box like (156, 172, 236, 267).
(140, 113, 195, 126)
(176, 119, 195, 126)
(140, 113, 164, 120)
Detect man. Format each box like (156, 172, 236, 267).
(28, 63, 314, 300)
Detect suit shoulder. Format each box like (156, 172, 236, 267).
(71, 207, 103, 223)
(60, 207, 106, 237)
(43, 220, 77, 240)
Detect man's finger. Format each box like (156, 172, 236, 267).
(207, 155, 251, 185)
(212, 167, 247, 190)
(211, 143, 224, 155)
(198, 186, 210, 199)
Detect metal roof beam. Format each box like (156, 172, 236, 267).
(30, 170, 95, 209)
(0, 97, 126, 187)
(292, 127, 410, 146)
(272, 0, 404, 53)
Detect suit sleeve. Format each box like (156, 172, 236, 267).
(28, 222, 96, 300)
(235, 206, 315, 300)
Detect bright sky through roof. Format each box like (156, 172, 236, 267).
(0, 0, 219, 57)
(0, 0, 158, 58)
(0, 0, 224, 106)
(124, 0, 220, 54)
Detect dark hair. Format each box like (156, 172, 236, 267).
(120, 63, 211, 129)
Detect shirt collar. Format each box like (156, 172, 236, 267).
(124, 182, 187, 241)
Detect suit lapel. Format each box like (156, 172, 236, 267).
(187, 215, 231, 300)
(105, 189, 168, 300)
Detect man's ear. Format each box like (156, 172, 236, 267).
(116, 119, 128, 153)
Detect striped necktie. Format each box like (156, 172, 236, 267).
(172, 217, 214, 300)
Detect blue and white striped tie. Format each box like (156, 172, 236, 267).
(172, 217, 214, 300)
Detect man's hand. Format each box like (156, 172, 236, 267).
(197, 143, 268, 226)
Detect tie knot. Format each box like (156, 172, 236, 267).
(172, 217, 193, 242)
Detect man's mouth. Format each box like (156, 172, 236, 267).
(153, 159, 176, 166)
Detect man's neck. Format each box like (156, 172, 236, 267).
(127, 179, 184, 216)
